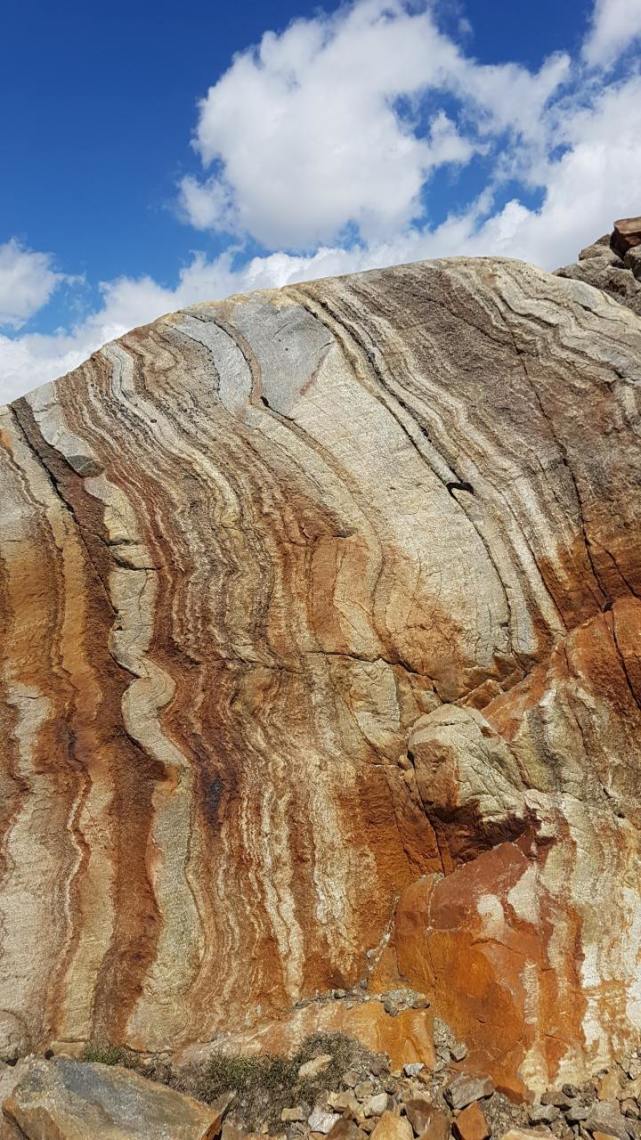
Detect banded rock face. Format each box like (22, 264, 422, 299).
(1, 255, 641, 1096)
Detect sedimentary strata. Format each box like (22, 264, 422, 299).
(1, 234, 641, 1096)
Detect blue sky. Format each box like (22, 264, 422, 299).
(1, 0, 640, 400)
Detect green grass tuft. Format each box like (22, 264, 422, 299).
(188, 1032, 366, 1131)
(82, 1044, 141, 1069)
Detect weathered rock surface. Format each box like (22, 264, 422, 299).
(1, 236, 641, 1097)
(1, 1057, 223, 1138)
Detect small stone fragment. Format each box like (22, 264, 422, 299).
(565, 1106, 589, 1124)
(327, 1120, 368, 1140)
(343, 1071, 360, 1089)
(309, 1109, 342, 1134)
(541, 1091, 574, 1110)
(403, 1064, 424, 1078)
(563, 1086, 580, 1100)
(414, 1069, 434, 1088)
(445, 1075, 494, 1111)
(585, 1102, 629, 1139)
(300, 1055, 334, 1080)
(370, 1111, 414, 1140)
(382, 990, 417, 1017)
(453, 1102, 490, 1140)
(364, 1094, 390, 1118)
(620, 1100, 639, 1119)
(417, 1106, 450, 1140)
(370, 1056, 390, 1078)
(529, 1104, 560, 1125)
(450, 1043, 468, 1062)
(281, 1107, 306, 1123)
(501, 1131, 555, 1140)
(356, 1082, 375, 1101)
(327, 1092, 362, 1118)
(405, 1097, 437, 1135)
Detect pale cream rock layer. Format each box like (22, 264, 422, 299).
(0, 257, 641, 1095)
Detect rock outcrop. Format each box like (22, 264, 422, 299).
(1, 227, 641, 1098)
(555, 215, 641, 316)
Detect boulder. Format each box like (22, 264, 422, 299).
(1, 1057, 225, 1139)
(611, 215, 641, 256)
(578, 235, 613, 259)
(2, 250, 641, 1099)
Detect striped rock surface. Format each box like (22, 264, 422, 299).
(1, 256, 641, 1096)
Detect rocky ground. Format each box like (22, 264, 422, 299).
(3, 1027, 641, 1140)
(215, 1034, 641, 1140)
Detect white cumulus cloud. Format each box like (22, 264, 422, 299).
(179, 0, 569, 249)
(583, 0, 641, 67)
(0, 240, 66, 329)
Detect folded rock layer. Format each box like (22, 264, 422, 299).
(1, 254, 641, 1095)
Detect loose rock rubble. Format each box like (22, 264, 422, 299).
(555, 214, 641, 315)
(213, 1039, 641, 1140)
(3, 1024, 641, 1139)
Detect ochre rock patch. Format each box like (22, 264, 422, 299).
(1, 252, 641, 1096)
(178, 1001, 435, 1073)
